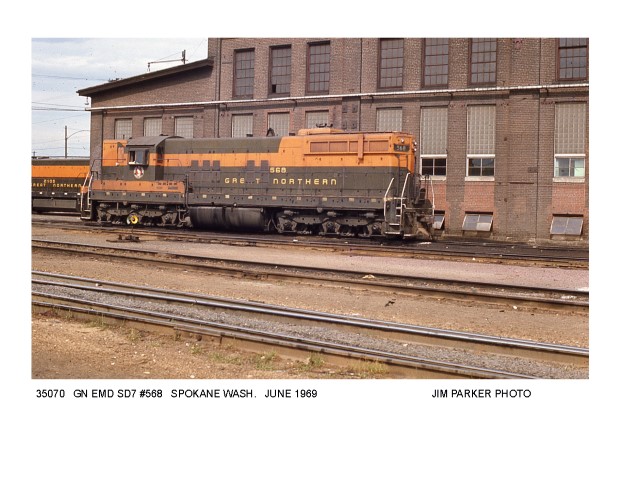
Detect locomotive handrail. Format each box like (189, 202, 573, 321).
(400, 172, 411, 202)
(383, 177, 395, 220)
(79, 171, 94, 218)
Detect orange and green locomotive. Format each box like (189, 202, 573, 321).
(80, 128, 434, 239)
(32, 157, 90, 213)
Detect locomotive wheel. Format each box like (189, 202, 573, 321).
(127, 212, 140, 225)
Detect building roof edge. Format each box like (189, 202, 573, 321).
(77, 58, 214, 97)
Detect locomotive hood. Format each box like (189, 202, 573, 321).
(126, 135, 180, 150)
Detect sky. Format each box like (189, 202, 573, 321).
(31, 38, 209, 157)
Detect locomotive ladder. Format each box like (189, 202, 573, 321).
(383, 173, 411, 233)
(79, 171, 94, 220)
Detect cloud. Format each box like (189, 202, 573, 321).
(31, 38, 209, 156)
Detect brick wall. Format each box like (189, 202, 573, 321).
(83, 37, 589, 245)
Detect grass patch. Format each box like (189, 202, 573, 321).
(298, 353, 325, 372)
(190, 343, 204, 355)
(208, 350, 243, 365)
(127, 328, 141, 342)
(253, 351, 277, 370)
(86, 317, 109, 330)
(350, 360, 388, 378)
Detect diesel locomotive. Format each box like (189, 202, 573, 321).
(32, 157, 90, 213)
(79, 128, 435, 239)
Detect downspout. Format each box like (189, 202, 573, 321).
(358, 38, 363, 131)
(215, 38, 222, 138)
(98, 109, 105, 178)
(536, 39, 541, 243)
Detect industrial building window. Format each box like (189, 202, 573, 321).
(554, 103, 586, 177)
(306, 111, 329, 128)
(433, 212, 445, 230)
(174, 117, 193, 138)
(376, 108, 402, 132)
(463, 213, 493, 232)
(421, 107, 448, 176)
(558, 38, 588, 81)
(144, 117, 162, 137)
(269, 46, 291, 96)
(423, 39, 449, 87)
(550, 216, 583, 235)
(114, 119, 132, 140)
(232, 114, 253, 138)
(268, 112, 290, 137)
(466, 105, 495, 177)
(307, 42, 331, 93)
(421, 158, 447, 176)
(234, 49, 255, 98)
(470, 39, 497, 85)
(379, 39, 404, 89)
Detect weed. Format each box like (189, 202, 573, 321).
(190, 343, 204, 355)
(299, 353, 325, 371)
(127, 329, 141, 342)
(351, 360, 388, 378)
(209, 351, 243, 365)
(254, 351, 277, 370)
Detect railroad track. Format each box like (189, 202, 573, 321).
(32, 239, 589, 313)
(32, 271, 588, 379)
(32, 216, 589, 268)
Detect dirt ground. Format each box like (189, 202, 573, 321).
(31, 225, 589, 379)
(31, 311, 369, 379)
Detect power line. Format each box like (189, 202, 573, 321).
(32, 73, 109, 82)
(32, 106, 85, 112)
(32, 113, 89, 124)
(33, 101, 85, 108)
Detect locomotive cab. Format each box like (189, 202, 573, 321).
(126, 136, 176, 167)
(128, 148, 149, 166)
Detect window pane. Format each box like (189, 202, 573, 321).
(421, 158, 433, 176)
(481, 158, 495, 176)
(432, 213, 445, 230)
(573, 158, 585, 177)
(435, 158, 447, 176)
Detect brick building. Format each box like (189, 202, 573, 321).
(78, 38, 589, 245)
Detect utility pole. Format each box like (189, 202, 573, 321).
(65, 126, 89, 158)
